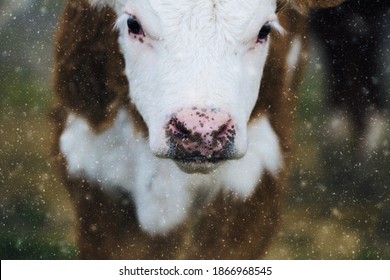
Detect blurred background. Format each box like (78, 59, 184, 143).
(0, 0, 389, 259)
(0, 0, 75, 259)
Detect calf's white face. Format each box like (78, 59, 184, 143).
(92, 0, 278, 173)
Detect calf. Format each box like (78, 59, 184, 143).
(53, 0, 343, 259)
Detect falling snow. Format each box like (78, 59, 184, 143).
(0, 0, 389, 260)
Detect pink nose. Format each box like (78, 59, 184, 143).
(166, 108, 236, 162)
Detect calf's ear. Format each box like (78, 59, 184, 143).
(283, 0, 346, 13)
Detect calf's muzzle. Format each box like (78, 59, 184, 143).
(165, 107, 237, 171)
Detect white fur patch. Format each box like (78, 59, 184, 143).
(287, 37, 302, 70)
(217, 117, 282, 198)
(60, 110, 282, 235)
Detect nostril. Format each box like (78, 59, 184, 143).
(213, 120, 233, 138)
(216, 124, 228, 138)
(175, 120, 190, 136)
(169, 118, 191, 139)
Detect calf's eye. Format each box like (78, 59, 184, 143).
(127, 16, 144, 36)
(257, 23, 272, 43)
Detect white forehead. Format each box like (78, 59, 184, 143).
(143, 0, 276, 17)
(119, 0, 277, 14)
(115, 0, 277, 42)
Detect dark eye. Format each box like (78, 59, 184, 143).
(127, 16, 144, 36)
(257, 23, 272, 42)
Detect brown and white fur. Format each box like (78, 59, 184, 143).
(52, 0, 344, 259)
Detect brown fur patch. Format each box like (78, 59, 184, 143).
(59, 171, 282, 259)
(251, 7, 309, 160)
(53, 0, 149, 137)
